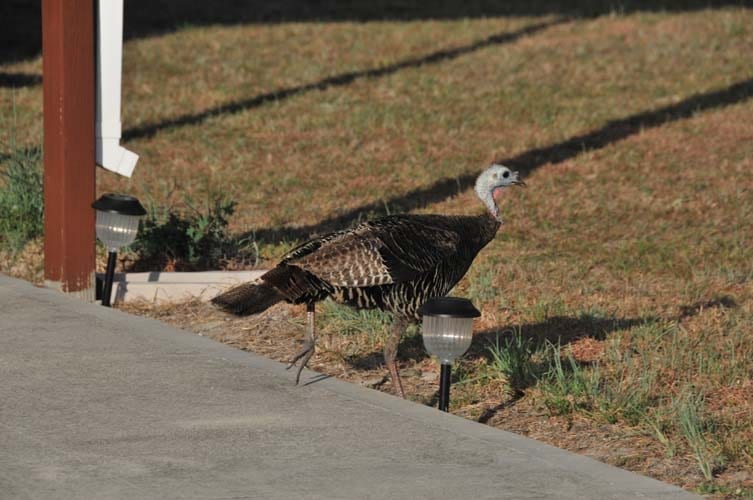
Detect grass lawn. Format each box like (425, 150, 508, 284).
(2, 3, 753, 496)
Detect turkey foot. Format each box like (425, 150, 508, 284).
(287, 302, 316, 385)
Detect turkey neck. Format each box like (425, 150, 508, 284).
(469, 212, 502, 251)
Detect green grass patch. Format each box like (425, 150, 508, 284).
(538, 343, 602, 417)
(130, 196, 258, 270)
(484, 329, 543, 394)
(318, 299, 393, 339)
(0, 144, 43, 253)
(674, 390, 723, 481)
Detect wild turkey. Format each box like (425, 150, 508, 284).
(212, 163, 525, 396)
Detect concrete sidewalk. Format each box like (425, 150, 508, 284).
(0, 274, 698, 500)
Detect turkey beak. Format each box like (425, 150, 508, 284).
(512, 172, 526, 187)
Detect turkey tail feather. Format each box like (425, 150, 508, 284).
(211, 281, 283, 316)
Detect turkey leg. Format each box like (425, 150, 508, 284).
(384, 316, 407, 398)
(287, 302, 316, 384)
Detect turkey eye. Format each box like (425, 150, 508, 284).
(502, 171, 510, 178)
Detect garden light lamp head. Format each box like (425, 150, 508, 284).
(92, 193, 146, 252)
(420, 297, 480, 365)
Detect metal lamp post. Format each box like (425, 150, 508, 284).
(92, 194, 146, 306)
(419, 297, 480, 412)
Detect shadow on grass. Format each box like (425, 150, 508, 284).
(342, 312, 650, 411)
(0, 145, 41, 166)
(344, 313, 647, 375)
(5, 0, 749, 66)
(122, 19, 563, 141)
(111, 74, 753, 272)
(342, 295, 736, 414)
(471, 314, 651, 352)
(0, 72, 41, 89)
(471, 295, 737, 422)
(345, 329, 428, 371)
(237, 76, 753, 245)
(678, 295, 737, 319)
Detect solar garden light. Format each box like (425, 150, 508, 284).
(92, 194, 146, 307)
(419, 297, 480, 412)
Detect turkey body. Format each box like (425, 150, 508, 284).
(215, 213, 500, 318)
(328, 215, 500, 319)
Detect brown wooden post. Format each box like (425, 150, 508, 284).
(42, 0, 96, 299)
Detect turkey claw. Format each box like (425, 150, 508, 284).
(286, 338, 315, 385)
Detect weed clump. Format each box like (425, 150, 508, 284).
(675, 391, 724, 481)
(131, 197, 257, 271)
(486, 330, 541, 394)
(0, 145, 43, 253)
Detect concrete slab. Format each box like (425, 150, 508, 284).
(0, 275, 699, 500)
(97, 270, 265, 305)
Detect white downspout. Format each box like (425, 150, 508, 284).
(96, 0, 138, 178)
